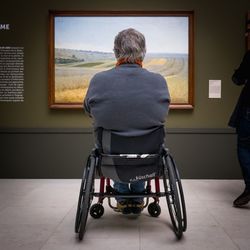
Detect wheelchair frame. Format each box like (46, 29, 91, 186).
(75, 147, 187, 241)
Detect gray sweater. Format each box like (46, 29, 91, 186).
(84, 64, 170, 136)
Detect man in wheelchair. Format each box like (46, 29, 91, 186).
(84, 28, 170, 214)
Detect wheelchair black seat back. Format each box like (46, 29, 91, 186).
(97, 126, 164, 183)
(96, 126, 165, 154)
(100, 153, 161, 183)
(75, 126, 187, 241)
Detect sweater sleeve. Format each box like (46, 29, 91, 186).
(83, 76, 96, 116)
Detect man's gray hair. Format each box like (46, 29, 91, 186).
(113, 28, 146, 63)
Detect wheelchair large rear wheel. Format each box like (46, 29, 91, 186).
(163, 154, 186, 239)
(170, 156, 187, 232)
(75, 155, 95, 240)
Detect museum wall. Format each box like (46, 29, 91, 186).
(0, 0, 250, 178)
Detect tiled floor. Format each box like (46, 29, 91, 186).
(0, 179, 249, 250)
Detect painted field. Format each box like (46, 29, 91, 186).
(54, 49, 188, 104)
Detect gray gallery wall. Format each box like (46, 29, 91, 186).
(0, 128, 240, 178)
(0, 0, 250, 178)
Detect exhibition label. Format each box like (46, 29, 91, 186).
(0, 46, 24, 102)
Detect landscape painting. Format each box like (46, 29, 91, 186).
(49, 11, 194, 109)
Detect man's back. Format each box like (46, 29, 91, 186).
(84, 63, 170, 136)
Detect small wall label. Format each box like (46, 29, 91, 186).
(209, 80, 221, 98)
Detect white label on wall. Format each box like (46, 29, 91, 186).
(209, 80, 221, 98)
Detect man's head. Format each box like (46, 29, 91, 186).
(113, 28, 146, 63)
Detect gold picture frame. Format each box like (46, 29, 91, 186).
(49, 11, 194, 109)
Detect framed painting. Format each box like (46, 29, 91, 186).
(49, 11, 194, 109)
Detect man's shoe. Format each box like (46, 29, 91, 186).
(233, 189, 250, 207)
(131, 200, 144, 214)
(115, 201, 131, 214)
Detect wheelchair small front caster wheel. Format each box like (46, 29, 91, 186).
(90, 203, 104, 219)
(148, 202, 161, 217)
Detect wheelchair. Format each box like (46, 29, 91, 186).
(75, 127, 187, 241)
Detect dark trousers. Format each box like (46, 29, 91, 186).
(237, 108, 250, 190)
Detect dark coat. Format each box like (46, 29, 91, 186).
(228, 50, 250, 128)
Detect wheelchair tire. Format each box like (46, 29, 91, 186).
(171, 157, 187, 232)
(163, 154, 183, 239)
(148, 202, 161, 217)
(75, 155, 95, 240)
(90, 203, 104, 219)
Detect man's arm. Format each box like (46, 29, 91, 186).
(83, 78, 95, 117)
(83, 99, 91, 116)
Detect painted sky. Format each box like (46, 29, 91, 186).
(55, 16, 188, 54)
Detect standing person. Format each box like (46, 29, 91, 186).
(229, 50, 250, 207)
(84, 28, 170, 214)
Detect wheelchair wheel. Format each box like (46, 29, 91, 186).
(90, 203, 104, 219)
(148, 202, 161, 217)
(75, 155, 96, 240)
(163, 154, 186, 239)
(171, 157, 187, 232)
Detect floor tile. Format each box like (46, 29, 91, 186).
(0, 224, 55, 250)
(0, 205, 71, 225)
